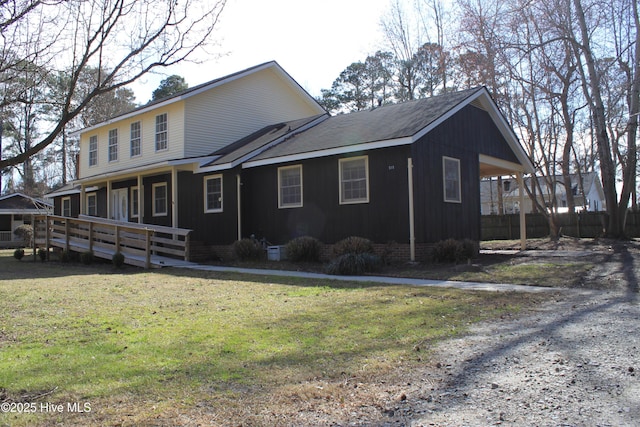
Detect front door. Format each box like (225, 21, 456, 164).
(112, 189, 128, 222)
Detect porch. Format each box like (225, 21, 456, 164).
(33, 215, 193, 268)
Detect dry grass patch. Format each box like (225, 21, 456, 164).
(0, 250, 547, 426)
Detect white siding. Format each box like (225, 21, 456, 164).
(184, 68, 322, 157)
(78, 102, 186, 179)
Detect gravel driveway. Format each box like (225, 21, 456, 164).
(383, 244, 640, 427)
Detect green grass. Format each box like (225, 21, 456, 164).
(0, 250, 544, 426)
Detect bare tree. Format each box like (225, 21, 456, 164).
(0, 0, 227, 170)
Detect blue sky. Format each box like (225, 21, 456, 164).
(133, 0, 391, 102)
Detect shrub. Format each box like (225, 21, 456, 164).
(432, 238, 478, 263)
(60, 250, 72, 263)
(332, 236, 375, 257)
(285, 236, 321, 262)
(13, 248, 25, 260)
(112, 252, 125, 268)
(13, 224, 33, 247)
(232, 238, 263, 261)
(80, 250, 94, 265)
(325, 253, 382, 276)
(38, 248, 47, 262)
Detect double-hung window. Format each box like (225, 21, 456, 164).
(278, 165, 302, 208)
(155, 113, 168, 151)
(152, 183, 168, 216)
(131, 187, 139, 218)
(443, 156, 461, 203)
(339, 156, 369, 204)
(62, 197, 71, 217)
(204, 175, 223, 213)
(130, 122, 141, 157)
(108, 129, 118, 162)
(89, 136, 98, 167)
(86, 193, 97, 216)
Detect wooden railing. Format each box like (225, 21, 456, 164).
(33, 215, 192, 268)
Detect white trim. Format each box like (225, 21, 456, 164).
(61, 196, 72, 217)
(443, 156, 462, 203)
(155, 112, 168, 152)
(339, 156, 369, 205)
(277, 165, 303, 209)
(244, 137, 412, 169)
(108, 128, 118, 162)
(152, 182, 168, 217)
(130, 121, 142, 158)
(204, 174, 224, 213)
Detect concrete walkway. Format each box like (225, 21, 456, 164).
(175, 263, 559, 293)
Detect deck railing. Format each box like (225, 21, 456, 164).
(33, 215, 192, 268)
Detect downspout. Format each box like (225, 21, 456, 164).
(407, 158, 415, 262)
(236, 174, 242, 241)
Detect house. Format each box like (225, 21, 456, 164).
(480, 172, 606, 215)
(0, 193, 52, 247)
(48, 61, 534, 261)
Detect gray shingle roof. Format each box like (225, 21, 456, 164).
(248, 87, 483, 162)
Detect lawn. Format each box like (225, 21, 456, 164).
(0, 250, 545, 426)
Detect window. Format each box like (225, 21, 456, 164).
(339, 156, 369, 204)
(152, 183, 167, 216)
(155, 113, 168, 151)
(443, 156, 461, 203)
(86, 193, 97, 216)
(204, 175, 223, 213)
(131, 187, 139, 218)
(62, 197, 71, 217)
(130, 122, 141, 157)
(108, 129, 118, 162)
(89, 136, 98, 166)
(278, 165, 303, 208)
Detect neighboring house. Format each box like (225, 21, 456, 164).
(48, 61, 534, 261)
(0, 193, 53, 247)
(480, 172, 606, 215)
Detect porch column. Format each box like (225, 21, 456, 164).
(137, 174, 143, 224)
(171, 167, 178, 228)
(80, 184, 86, 216)
(106, 179, 112, 219)
(517, 172, 527, 250)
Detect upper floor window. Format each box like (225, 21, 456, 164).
(152, 183, 168, 216)
(89, 136, 98, 166)
(204, 175, 223, 213)
(339, 156, 369, 204)
(130, 121, 141, 157)
(86, 193, 97, 216)
(155, 113, 168, 151)
(443, 156, 461, 203)
(278, 165, 303, 208)
(108, 129, 118, 162)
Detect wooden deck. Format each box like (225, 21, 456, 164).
(33, 215, 192, 268)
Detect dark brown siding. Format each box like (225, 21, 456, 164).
(143, 174, 172, 227)
(411, 104, 511, 243)
(53, 194, 80, 217)
(242, 146, 411, 245)
(177, 171, 239, 245)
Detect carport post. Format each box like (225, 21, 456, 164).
(517, 172, 527, 250)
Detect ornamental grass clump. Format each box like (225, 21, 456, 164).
(285, 236, 321, 262)
(326, 252, 382, 276)
(432, 238, 478, 263)
(332, 236, 375, 257)
(232, 238, 263, 261)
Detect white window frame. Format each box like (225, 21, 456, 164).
(204, 175, 223, 213)
(443, 156, 462, 203)
(89, 135, 98, 167)
(278, 165, 303, 209)
(130, 121, 141, 157)
(131, 186, 139, 218)
(155, 113, 168, 151)
(108, 129, 118, 162)
(86, 193, 97, 216)
(152, 183, 168, 216)
(62, 197, 71, 217)
(339, 156, 369, 204)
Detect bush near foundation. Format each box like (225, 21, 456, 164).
(285, 236, 321, 262)
(232, 239, 263, 261)
(432, 238, 478, 263)
(326, 252, 382, 275)
(332, 236, 375, 257)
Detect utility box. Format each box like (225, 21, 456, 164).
(267, 246, 287, 261)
